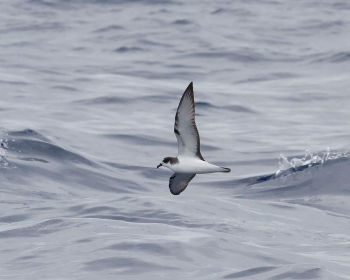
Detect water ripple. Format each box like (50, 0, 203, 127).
(85, 257, 176, 272)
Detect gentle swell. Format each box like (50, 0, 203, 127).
(0, 129, 145, 195)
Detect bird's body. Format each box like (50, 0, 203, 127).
(157, 82, 230, 195)
(165, 156, 230, 174)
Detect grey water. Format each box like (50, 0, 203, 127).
(1, 0, 350, 279)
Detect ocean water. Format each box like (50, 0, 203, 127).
(1, 0, 350, 279)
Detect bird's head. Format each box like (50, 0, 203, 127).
(157, 157, 177, 169)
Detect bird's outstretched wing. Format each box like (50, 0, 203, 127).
(169, 173, 196, 195)
(174, 82, 204, 160)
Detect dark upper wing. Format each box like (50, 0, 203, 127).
(174, 82, 204, 160)
(169, 173, 196, 195)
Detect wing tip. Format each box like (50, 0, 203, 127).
(187, 81, 193, 92)
(177, 81, 195, 112)
(184, 81, 194, 104)
(170, 189, 182, 195)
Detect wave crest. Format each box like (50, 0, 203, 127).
(243, 149, 350, 199)
(275, 149, 349, 176)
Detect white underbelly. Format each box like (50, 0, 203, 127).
(170, 158, 223, 174)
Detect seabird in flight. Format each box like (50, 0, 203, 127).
(157, 82, 230, 195)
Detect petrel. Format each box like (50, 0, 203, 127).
(157, 82, 230, 195)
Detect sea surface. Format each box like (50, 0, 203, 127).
(1, 0, 350, 279)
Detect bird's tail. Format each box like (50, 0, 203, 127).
(220, 167, 231, 173)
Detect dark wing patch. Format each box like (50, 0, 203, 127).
(174, 82, 204, 160)
(169, 173, 196, 195)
